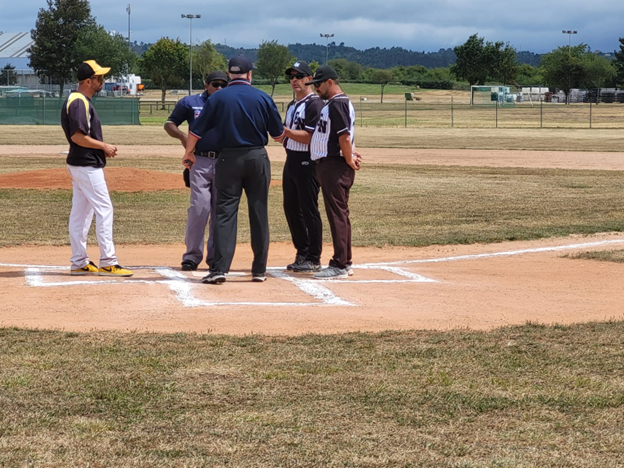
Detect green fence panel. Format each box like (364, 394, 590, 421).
(0, 96, 140, 125)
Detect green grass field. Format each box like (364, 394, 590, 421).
(2, 323, 624, 466)
(1, 121, 624, 466)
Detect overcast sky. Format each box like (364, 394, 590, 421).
(4, 0, 623, 54)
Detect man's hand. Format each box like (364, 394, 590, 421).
(103, 143, 118, 158)
(183, 152, 196, 169)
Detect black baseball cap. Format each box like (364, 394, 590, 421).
(285, 61, 313, 76)
(205, 71, 228, 83)
(228, 55, 256, 74)
(305, 65, 339, 85)
(77, 60, 110, 81)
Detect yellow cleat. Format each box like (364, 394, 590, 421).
(71, 261, 99, 276)
(98, 265, 134, 277)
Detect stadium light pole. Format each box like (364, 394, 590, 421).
(320, 33, 334, 65)
(126, 4, 131, 51)
(182, 14, 201, 95)
(562, 30, 577, 104)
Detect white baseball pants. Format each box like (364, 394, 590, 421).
(67, 165, 118, 269)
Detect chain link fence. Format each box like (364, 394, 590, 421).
(0, 96, 140, 125)
(355, 99, 624, 129)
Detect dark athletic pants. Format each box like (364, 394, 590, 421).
(212, 146, 270, 275)
(282, 150, 323, 263)
(315, 157, 355, 270)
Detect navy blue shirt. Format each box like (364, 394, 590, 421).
(190, 79, 284, 148)
(167, 91, 219, 152)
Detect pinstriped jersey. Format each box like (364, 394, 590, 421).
(310, 94, 355, 161)
(283, 93, 323, 152)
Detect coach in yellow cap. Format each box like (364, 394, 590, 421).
(60, 60, 133, 277)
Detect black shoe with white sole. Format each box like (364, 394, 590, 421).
(252, 273, 267, 282)
(202, 271, 226, 284)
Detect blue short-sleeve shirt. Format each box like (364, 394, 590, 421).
(189, 79, 284, 148)
(167, 91, 219, 152)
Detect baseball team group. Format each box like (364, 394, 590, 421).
(61, 56, 362, 284)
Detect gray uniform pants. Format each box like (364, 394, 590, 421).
(183, 155, 218, 266)
(212, 147, 270, 275)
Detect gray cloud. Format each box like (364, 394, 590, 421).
(3, 0, 622, 54)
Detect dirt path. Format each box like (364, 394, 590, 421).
(2, 145, 624, 171)
(1, 235, 623, 335)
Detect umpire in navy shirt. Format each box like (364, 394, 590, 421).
(165, 71, 228, 272)
(185, 56, 285, 284)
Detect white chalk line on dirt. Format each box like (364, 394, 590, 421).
(360, 239, 624, 267)
(4, 238, 622, 308)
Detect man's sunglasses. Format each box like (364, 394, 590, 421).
(287, 73, 308, 81)
(210, 81, 228, 88)
(312, 80, 328, 88)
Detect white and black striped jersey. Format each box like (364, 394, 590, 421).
(310, 94, 355, 161)
(283, 93, 324, 152)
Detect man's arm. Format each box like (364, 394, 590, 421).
(71, 131, 117, 158)
(338, 133, 360, 171)
(282, 127, 312, 144)
(182, 133, 199, 169)
(164, 121, 188, 148)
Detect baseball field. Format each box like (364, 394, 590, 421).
(1, 95, 624, 465)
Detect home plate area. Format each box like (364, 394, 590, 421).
(20, 263, 438, 308)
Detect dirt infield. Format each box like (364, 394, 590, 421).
(1, 145, 623, 335)
(3, 144, 624, 171)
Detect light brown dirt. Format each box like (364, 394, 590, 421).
(1, 235, 623, 335)
(2, 145, 624, 171)
(1, 144, 623, 335)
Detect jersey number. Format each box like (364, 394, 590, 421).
(317, 120, 328, 133)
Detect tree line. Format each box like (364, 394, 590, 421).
(26, 0, 624, 102)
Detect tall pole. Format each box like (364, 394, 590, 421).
(182, 14, 201, 96)
(562, 30, 577, 105)
(320, 33, 334, 65)
(126, 4, 131, 50)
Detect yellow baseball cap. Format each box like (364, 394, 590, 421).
(77, 60, 111, 80)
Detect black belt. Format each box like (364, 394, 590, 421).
(195, 151, 219, 159)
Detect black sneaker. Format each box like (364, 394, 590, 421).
(292, 261, 322, 273)
(181, 260, 198, 271)
(252, 273, 267, 282)
(202, 271, 226, 284)
(286, 255, 305, 271)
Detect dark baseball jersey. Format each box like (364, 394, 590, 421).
(283, 93, 323, 152)
(166, 91, 219, 152)
(310, 94, 355, 161)
(61, 92, 106, 167)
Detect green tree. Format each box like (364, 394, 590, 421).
(580, 53, 616, 90)
(309, 60, 320, 74)
(1, 64, 18, 86)
(451, 34, 518, 89)
(494, 44, 519, 84)
(369, 69, 394, 103)
(540, 44, 615, 103)
(28, 0, 94, 96)
(140, 37, 188, 106)
(613, 37, 624, 88)
(75, 25, 137, 78)
(256, 40, 293, 97)
(193, 40, 227, 80)
(516, 64, 543, 86)
(328, 58, 363, 81)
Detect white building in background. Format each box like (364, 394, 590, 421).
(0, 32, 41, 88)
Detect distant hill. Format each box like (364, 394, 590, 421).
(133, 41, 544, 69)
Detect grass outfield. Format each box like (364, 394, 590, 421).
(1, 323, 623, 466)
(1, 157, 623, 247)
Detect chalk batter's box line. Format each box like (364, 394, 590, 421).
(2, 239, 623, 308)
